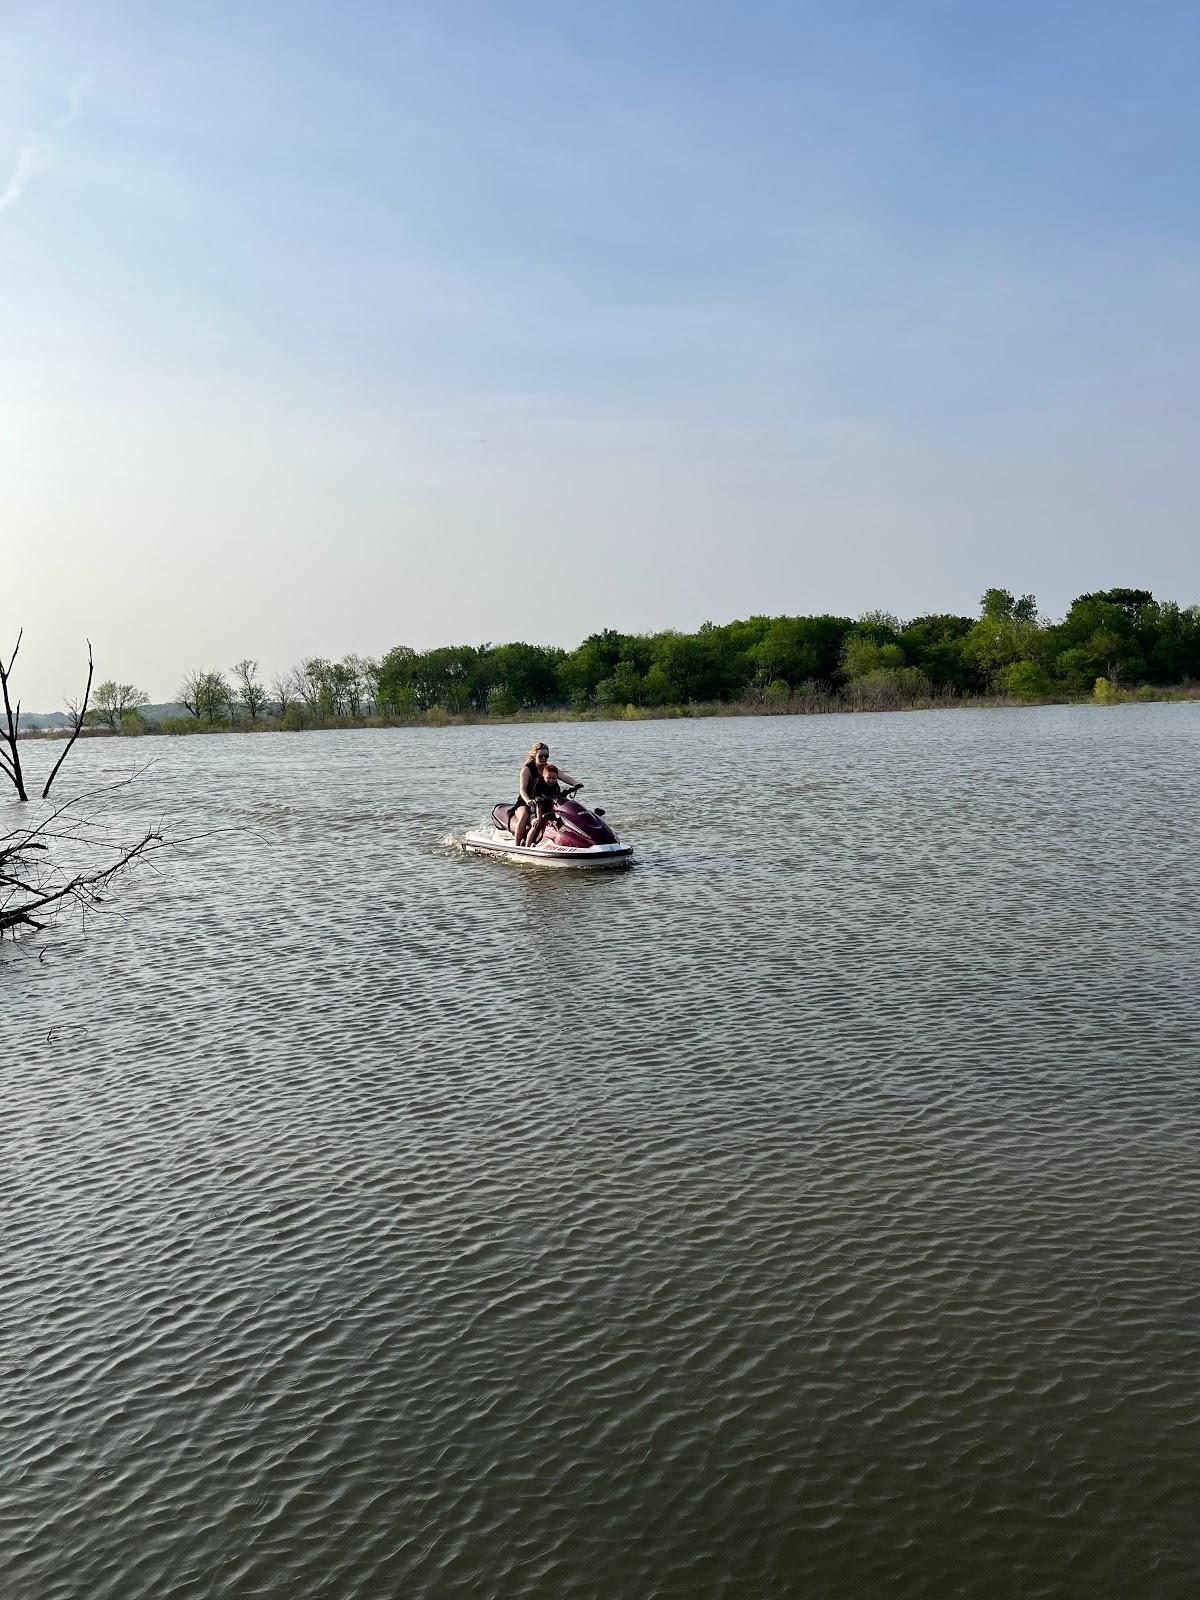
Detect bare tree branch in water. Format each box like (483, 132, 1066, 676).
(42, 639, 94, 799)
(1, 823, 166, 934)
(0, 630, 28, 800)
(2, 631, 96, 802)
(1, 772, 169, 935)
(0, 631, 239, 945)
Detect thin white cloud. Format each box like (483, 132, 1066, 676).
(0, 75, 88, 215)
(52, 74, 89, 132)
(0, 142, 44, 212)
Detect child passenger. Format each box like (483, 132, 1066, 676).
(525, 763, 566, 849)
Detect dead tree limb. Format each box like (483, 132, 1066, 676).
(42, 639, 94, 799)
(1, 823, 166, 934)
(0, 630, 28, 800)
(1, 767, 175, 936)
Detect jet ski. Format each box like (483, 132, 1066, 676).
(463, 790, 632, 868)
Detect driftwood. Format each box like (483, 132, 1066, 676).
(0, 774, 167, 936)
(0, 633, 191, 944)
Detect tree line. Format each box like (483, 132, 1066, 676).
(64, 587, 1200, 730)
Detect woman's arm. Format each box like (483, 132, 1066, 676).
(518, 765, 537, 804)
(557, 769, 579, 788)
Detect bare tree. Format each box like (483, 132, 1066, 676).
(270, 669, 298, 716)
(2, 632, 94, 802)
(362, 656, 381, 717)
(178, 669, 204, 718)
(0, 631, 28, 800)
(43, 640, 95, 799)
(178, 668, 202, 720)
(232, 658, 267, 720)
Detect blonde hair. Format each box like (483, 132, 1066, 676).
(527, 740, 549, 763)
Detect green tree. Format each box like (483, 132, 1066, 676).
(964, 590, 1048, 687)
(411, 645, 486, 712)
(749, 615, 853, 687)
(596, 659, 646, 707)
(645, 631, 725, 704)
(1143, 602, 1200, 683)
(231, 659, 267, 720)
(900, 615, 977, 691)
(981, 587, 1038, 623)
(966, 617, 1045, 684)
(296, 658, 335, 717)
(709, 616, 772, 693)
(846, 666, 931, 708)
(1007, 660, 1053, 700)
(841, 636, 906, 680)
(179, 669, 230, 724)
(1054, 648, 1096, 694)
(838, 612, 907, 684)
(329, 656, 371, 718)
(375, 646, 417, 715)
(196, 670, 231, 724)
(89, 680, 149, 731)
(559, 630, 642, 708)
(641, 663, 672, 705)
(856, 608, 903, 637)
(1054, 588, 1155, 685)
(490, 642, 566, 708)
(487, 684, 518, 716)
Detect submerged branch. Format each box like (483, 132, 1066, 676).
(0, 826, 167, 934)
(42, 639, 94, 799)
(0, 628, 27, 800)
(1, 765, 175, 939)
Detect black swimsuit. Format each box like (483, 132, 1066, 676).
(512, 762, 553, 820)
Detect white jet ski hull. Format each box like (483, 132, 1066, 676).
(463, 829, 632, 868)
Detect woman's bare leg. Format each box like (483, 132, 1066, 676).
(512, 804, 530, 845)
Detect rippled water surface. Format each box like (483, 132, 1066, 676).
(6, 707, 1200, 1598)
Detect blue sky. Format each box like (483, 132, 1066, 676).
(4, 1, 1199, 703)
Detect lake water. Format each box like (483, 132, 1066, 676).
(6, 705, 1199, 1598)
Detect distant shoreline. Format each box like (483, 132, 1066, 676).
(18, 590, 1200, 737)
(19, 683, 1199, 740)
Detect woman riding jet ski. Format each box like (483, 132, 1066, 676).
(463, 743, 632, 868)
(512, 741, 572, 847)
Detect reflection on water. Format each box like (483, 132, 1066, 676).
(6, 707, 1200, 1598)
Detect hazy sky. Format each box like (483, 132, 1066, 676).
(4, 1, 1199, 706)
